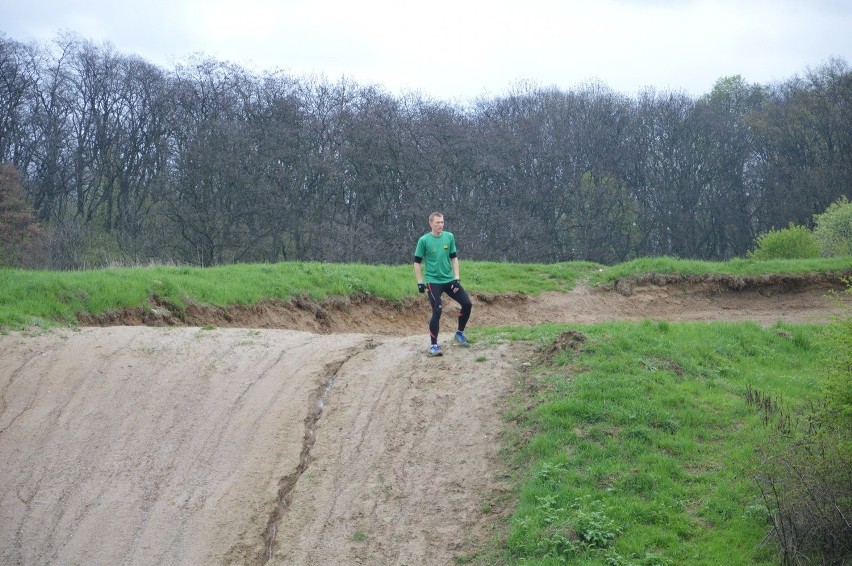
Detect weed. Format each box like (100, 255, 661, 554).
(573, 506, 621, 549)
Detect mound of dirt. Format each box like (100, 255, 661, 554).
(538, 329, 588, 365)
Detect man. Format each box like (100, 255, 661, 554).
(413, 212, 473, 356)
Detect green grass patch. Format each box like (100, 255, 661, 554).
(585, 256, 852, 287)
(494, 320, 833, 565)
(0, 261, 601, 329)
(3, 257, 849, 330)
(464, 261, 601, 293)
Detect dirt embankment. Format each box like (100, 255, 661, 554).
(1, 273, 849, 565)
(79, 271, 852, 332)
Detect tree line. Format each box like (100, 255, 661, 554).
(1, 32, 850, 268)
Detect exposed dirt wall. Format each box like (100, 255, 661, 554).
(77, 273, 852, 332)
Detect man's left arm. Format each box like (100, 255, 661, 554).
(451, 256, 460, 283)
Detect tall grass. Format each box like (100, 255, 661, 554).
(482, 320, 835, 565)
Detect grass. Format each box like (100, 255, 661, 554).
(482, 320, 836, 565)
(585, 256, 852, 287)
(2, 256, 850, 330)
(0, 260, 600, 329)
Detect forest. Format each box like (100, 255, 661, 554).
(1, 32, 850, 268)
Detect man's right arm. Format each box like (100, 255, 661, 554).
(413, 259, 426, 292)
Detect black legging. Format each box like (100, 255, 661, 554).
(426, 281, 472, 344)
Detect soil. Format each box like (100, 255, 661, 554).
(1, 274, 849, 565)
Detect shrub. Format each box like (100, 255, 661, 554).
(754, 284, 852, 564)
(747, 223, 821, 260)
(813, 196, 852, 257)
(754, 405, 852, 564)
(822, 282, 852, 427)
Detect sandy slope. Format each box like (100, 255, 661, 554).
(1, 283, 848, 565)
(0, 327, 526, 565)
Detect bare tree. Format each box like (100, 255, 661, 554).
(695, 76, 766, 258)
(0, 36, 40, 170)
(3, 30, 850, 266)
(751, 59, 852, 236)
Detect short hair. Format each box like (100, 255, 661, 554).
(429, 212, 444, 223)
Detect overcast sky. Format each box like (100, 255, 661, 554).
(3, 0, 851, 102)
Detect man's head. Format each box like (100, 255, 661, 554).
(429, 212, 444, 235)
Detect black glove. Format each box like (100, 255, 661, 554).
(452, 279, 460, 287)
(418, 282, 426, 293)
(451, 279, 460, 292)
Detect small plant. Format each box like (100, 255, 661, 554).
(572, 502, 621, 550)
(535, 461, 568, 483)
(540, 530, 577, 561)
(351, 530, 367, 542)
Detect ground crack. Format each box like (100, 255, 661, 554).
(259, 339, 378, 563)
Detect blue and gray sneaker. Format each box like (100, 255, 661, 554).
(429, 344, 442, 356)
(454, 331, 469, 347)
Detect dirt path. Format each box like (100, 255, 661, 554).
(1, 281, 848, 565)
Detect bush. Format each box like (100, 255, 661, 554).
(754, 404, 852, 565)
(754, 284, 852, 565)
(747, 224, 821, 260)
(822, 282, 852, 427)
(813, 196, 852, 257)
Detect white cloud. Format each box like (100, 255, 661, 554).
(3, 0, 850, 100)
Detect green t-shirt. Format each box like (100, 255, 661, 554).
(414, 231, 457, 283)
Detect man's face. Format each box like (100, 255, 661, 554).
(430, 215, 444, 235)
